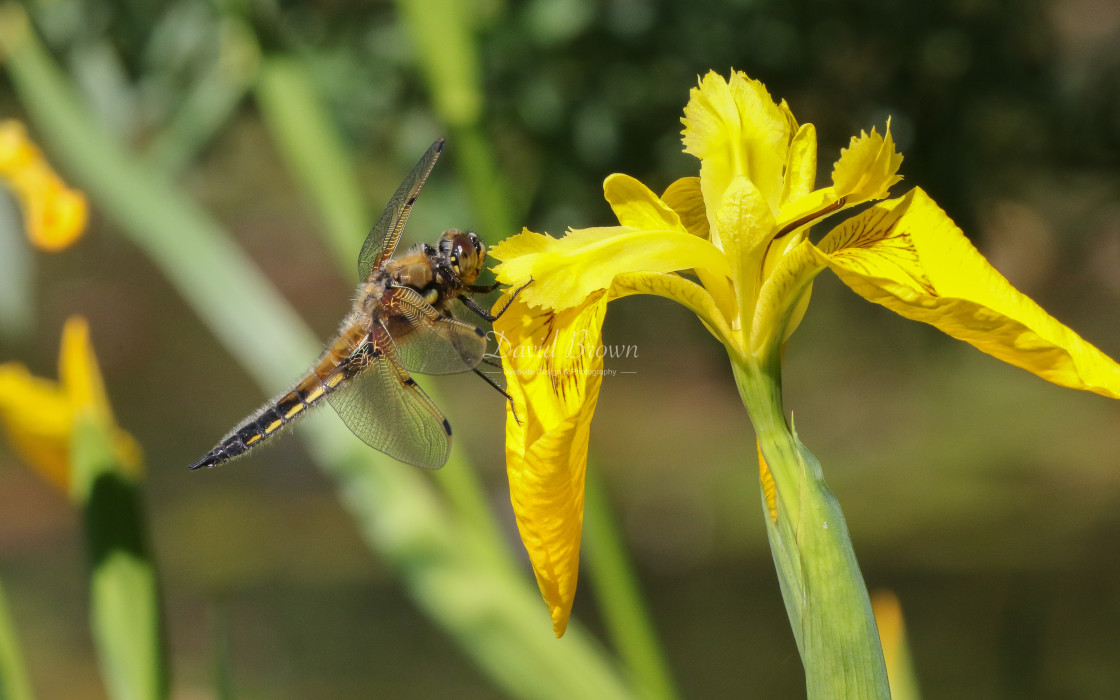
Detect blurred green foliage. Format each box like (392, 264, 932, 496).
(1, 0, 1119, 698)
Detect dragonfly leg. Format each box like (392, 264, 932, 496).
(464, 281, 501, 294)
(462, 278, 532, 323)
(472, 366, 522, 425)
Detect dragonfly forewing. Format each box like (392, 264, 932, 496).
(357, 139, 445, 281)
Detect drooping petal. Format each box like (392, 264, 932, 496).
(496, 293, 610, 636)
(816, 188, 1120, 398)
(490, 226, 731, 312)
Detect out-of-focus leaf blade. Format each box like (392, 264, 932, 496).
(71, 417, 167, 700)
(0, 577, 34, 700)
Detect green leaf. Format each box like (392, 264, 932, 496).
(733, 361, 889, 699)
(72, 417, 167, 700)
(0, 577, 34, 700)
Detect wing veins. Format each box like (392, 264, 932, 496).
(357, 139, 445, 280)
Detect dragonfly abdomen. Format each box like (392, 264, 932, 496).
(189, 326, 366, 470)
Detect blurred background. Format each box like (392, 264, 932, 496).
(2, 0, 1120, 697)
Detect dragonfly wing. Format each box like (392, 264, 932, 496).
(357, 139, 444, 281)
(326, 328, 451, 469)
(385, 286, 488, 375)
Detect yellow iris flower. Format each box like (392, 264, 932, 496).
(0, 317, 141, 494)
(491, 70, 1120, 636)
(0, 119, 88, 251)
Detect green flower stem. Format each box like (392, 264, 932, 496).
(142, 15, 260, 177)
(253, 54, 371, 273)
(1, 8, 633, 698)
(0, 577, 34, 700)
(448, 123, 517, 242)
(731, 353, 888, 700)
(71, 418, 168, 700)
(583, 466, 680, 700)
(395, 0, 517, 242)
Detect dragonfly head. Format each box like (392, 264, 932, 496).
(441, 229, 487, 286)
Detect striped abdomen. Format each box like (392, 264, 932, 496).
(189, 323, 367, 470)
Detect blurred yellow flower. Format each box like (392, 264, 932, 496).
(0, 119, 88, 251)
(493, 69, 1120, 635)
(871, 590, 921, 700)
(0, 317, 141, 494)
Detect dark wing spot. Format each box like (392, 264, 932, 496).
(442, 418, 452, 436)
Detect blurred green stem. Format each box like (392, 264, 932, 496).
(254, 55, 370, 272)
(732, 352, 888, 699)
(449, 124, 516, 241)
(0, 577, 34, 700)
(142, 16, 261, 176)
(71, 417, 168, 700)
(583, 467, 679, 700)
(395, 0, 515, 240)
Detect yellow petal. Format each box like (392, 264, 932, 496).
(817, 188, 1120, 398)
(871, 590, 920, 700)
(610, 270, 732, 346)
(781, 122, 818, 207)
(491, 226, 731, 312)
(0, 120, 88, 251)
(60, 317, 113, 424)
(60, 317, 144, 478)
(830, 121, 903, 205)
(660, 177, 709, 238)
(716, 175, 776, 258)
(497, 295, 609, 636)
(751, 240, 826, 354)
(682, 70, 791, 219)
(603, 173, 685, 232)
(658, 177, 739, 322)
(714, 175, 776, 315)
(0, 363, 72, 491)
(0, 120, 38, 172)
(25, 178, 88, 252)
(757, 440, 778, 524)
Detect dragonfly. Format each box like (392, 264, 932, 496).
(190, 139, 517, 471)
